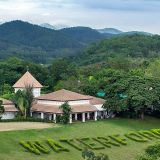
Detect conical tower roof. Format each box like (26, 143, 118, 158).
(13, 71, 43, 88)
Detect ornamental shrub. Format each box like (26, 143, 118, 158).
(125, 132, 148, 142)
(47, 139, 69, 152)
(60, 138, 82, 151)
(94, 137, 120, 147)
(108, 134, 127, 145)
(77, 138, 105, 150)
(145, 142, 160, 158)
(19, 141, 41, 155)
(82, 148, 109, 160)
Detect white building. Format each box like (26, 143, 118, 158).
(13, 72, 107, 123)
(31, 89, 107, 123)
(13, 71, 43, 97)
(0, 98, 18, 120)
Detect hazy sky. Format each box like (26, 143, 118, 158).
(0, 0, 160, 33)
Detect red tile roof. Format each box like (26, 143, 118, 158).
(31, 103, 98, 114)
(13, 71, 43, 88)
(37, 89, 92, 101)
(0, 98, 18, 112)
(88, 96, 106, 105)
(0, 98, 13, 105)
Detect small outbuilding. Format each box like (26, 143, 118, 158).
(0, 98, 18, 120)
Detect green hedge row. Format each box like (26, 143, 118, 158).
(138, 130, 160, 140)
(19, 141, 50, 155)
(77, 138, 105, 150)
(94, 137, 120, 147)
(108, 134, 127, 145)
(151, 129, 160, 137)
(125, 132, 148, 142)
(60, 138, 82, 151)
(47, 139, 70, 153)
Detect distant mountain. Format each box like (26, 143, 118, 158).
(40, 23, 56, 30)
(40, 23, 69, 30)
(0, 21, 107, 63)
(97, 28, 123, 34)
(97, 28, 153, 36)
(60, 27, 112, 44)
(122, 31, 153, 36)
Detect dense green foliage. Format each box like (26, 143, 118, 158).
(1, 29, 160, 120)
(138, 142, 160, 160)
(75, 35, 160, 65)
(82, 148, 109, 160)
(13, 86, 34, 118)
(59, 102, 72, 124)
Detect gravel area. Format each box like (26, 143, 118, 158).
(0, 122, 53, 131)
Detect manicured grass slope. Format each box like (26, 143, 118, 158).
(0, 117, 159, 160)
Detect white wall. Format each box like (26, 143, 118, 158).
(94, 104, 105, 111)
(37, 100, 90, 106)
(32, 88, 41, 97)
(1, 112, 17, 120)
(15, 88, 41, 97)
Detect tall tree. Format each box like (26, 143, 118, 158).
(24, 85, 34, 117)
(59, 102, 72, 124)
(103, 75, 160, 120)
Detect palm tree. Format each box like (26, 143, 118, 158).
(13, 85, 34, 118)
(0, 100, 5, 119)
(24, 85, 34, 117)
(13, 90, 26, 117)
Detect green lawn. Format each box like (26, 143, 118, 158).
(0, 117, 159, 160)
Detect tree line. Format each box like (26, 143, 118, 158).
(1, 56, 160, 120)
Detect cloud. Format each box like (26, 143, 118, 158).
(69, 0, 160, 11)
(0, 0, 160, 34)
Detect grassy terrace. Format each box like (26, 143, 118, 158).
(0, 117, 159, 160)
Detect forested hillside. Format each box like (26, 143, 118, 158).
(75, 35, 160, 65)
(0, 21, 107, 63)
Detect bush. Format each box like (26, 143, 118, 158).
(145, 142, 160, 158)
(47, 139, 69, 152)
(82, 148, 109, 160)
(19, 141, 41, 155)
(20, 140, 50, 155)
(138, 130, 160, 140)
(108, 134, 127, 145)
(137, 142, 160, 160)
(77, 138, 105, 150)
(125, 132, 148, 142)
(60, 138, 82, 151)
(94, 137, 120, 147)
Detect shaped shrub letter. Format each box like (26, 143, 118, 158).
(47, 139, 69, 152)
(108, 135, 127, 145)
(151, 129, 160, 137)
(19, 141, 49, 155)
(60, 139, 82, 151)
(138, 130, 160, 140)
(77, 138, 105, 150)
(93, 137, 120, 148)
(125, 132, 148, 142)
